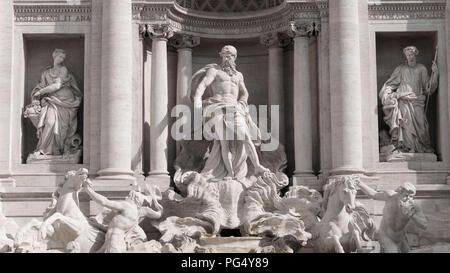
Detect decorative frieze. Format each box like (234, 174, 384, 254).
(133, 3, 170, 22)
(289, 1, 321, 20)
(316, 0, 329, 18)
(12, 0, 447, 25)
(14, 5, 91, 22)
(368, 2, 446, 20)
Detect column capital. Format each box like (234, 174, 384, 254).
(139, 23, 174, 40)
(288, 22, 320, 38)
(169, 34, 200, 50)
(260, 32, 291, 48)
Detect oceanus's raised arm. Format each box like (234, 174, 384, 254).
(193, 68, 217, 108)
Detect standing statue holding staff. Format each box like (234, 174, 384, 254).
(379, 46, 439, 154)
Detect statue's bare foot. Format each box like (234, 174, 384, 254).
(224, 172, 234, 180)
(254, 165, 270, 175)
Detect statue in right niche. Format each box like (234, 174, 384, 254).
(379, 46, 438, 157)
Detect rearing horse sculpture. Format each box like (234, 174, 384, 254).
(40, 168, 105, 252)
(313, 175, 375, 253)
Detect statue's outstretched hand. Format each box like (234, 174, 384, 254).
(82, 178, 93, 190)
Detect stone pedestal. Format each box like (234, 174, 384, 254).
(288, 23, 319, 188)
(329, 0, 365, 175)
(147, 24, 174, 189)
(97, 0, 135, 186)
(383, 152, 438, 163)
(0, 0, 15, 188)
(199, 237, 262, 253)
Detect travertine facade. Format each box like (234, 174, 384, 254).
(1, 0, 450, 252)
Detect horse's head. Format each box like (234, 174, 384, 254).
(337, 177, 358, 213)
(62, 168, 88, 192)
(323, 175, 359, 214)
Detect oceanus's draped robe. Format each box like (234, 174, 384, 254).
(190, 64, 261, 180)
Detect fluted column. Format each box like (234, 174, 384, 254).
(317, 0, 332, 183)
(170, 34, 200, 106)
(97, 0, 134, 183)
(329, 0, 364, 175)
(170, 34, 200, 154)
(143, 24, 173, 189)
(260, 32, 290, 145)
(288, 22, 319, 187)
(446, 2, 450, 184)
(0, 0, 14, 187)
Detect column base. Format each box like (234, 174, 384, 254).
(145, 173, 171, 192)
(325, 173, 379, 186)
(330, 167, 365, 176)
(93, 177, 137, 188)
(0, 177, 15, 191)
(291, 174, 320, 190)
(95, 168, 137, 187)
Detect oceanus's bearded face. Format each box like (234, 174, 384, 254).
(221, 54, 237, 75)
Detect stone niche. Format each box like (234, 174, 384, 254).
(21, 34, 85, 164)
(376, 31, 439, 162)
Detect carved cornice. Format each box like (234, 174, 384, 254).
(133, 3, 170, 22)
(169, 34, 200, 49)
(289, 1, 320, 20)
(287, 21, 320, 38)
(315, 0, 328, 18)
(175, 0, 284, 13)
(368, 2, 445, 20)
(260, 32, 291, 48)
(166, 2, 293, 38)
(140, 23, 174, 40)
(14, 4, 91, 22)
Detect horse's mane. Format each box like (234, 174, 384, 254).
(321, 179, 339, 213)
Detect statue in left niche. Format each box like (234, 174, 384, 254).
(24, 49, 83, 164)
